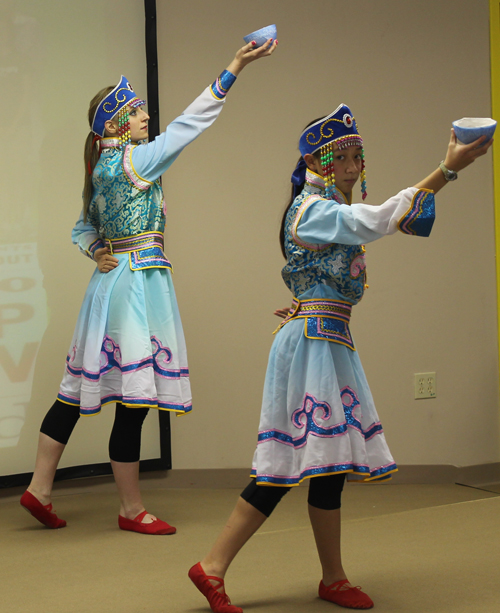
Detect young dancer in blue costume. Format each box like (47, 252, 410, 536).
(20, 38, 277, 535)
(189, 106, 492, 610)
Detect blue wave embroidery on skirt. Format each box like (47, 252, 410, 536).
(258, 394, 348, 449)
(64, 335, 189, 381)
(257, 387, 384, 449)
(341, 386, 360, 427)
(340, 386, 384, 438)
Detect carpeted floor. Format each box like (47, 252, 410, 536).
(2, 476, 500, 612)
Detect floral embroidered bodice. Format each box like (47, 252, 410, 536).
(87, 141, 165, 239)
(281, 173, 367, 304)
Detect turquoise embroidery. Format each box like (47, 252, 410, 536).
(87, 147, 165, 239)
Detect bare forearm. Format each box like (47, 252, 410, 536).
(226, 58, 245, 77)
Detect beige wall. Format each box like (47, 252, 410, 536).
(2, 0, 497, 478)
(156, 0, 499, 470)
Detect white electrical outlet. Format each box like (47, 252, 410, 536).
(414, 372, 436, 399)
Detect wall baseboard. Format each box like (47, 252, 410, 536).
(390, 463, 500, 486)
(454, 462, 500, 487)
(157, 468, 251, 489)
(2, 464, 499, 500)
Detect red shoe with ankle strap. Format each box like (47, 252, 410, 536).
(20, 490, 67, 529)
(118, 510, 176, 535)
(188, 562, 242, 613)
(319, 579, 374, 609)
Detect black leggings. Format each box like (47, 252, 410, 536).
(40, 399, 149, 462)
(240, 473, 346, 517)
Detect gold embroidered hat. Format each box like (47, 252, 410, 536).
(298, 103, 366, 200)
(299, 103, 362, 156)
(92, 76, 146, 138)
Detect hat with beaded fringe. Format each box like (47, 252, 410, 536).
(92, 76, 146, 145)
(298, 103, 367, 200)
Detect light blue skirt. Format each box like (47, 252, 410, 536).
(251, 301, 397, 485)
(58, 255, 191, 416)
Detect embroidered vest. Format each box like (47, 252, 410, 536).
(87, 144, 165, 239)
(281, 188, 367, 304)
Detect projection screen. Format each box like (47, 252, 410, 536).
(0, 0, 166, 484)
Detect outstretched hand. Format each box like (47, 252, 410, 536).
(227, 38, 278, 76)
(95, 247, 119, 273)
(444, 129, 493, 172)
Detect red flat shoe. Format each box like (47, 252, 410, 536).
(20, 490, 67, 529)
(188, 562, 242, 613)
(118, 510, 176, 535)
(319, 579, 374, 609)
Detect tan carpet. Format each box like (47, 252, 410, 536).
(2, 479, 499, 612)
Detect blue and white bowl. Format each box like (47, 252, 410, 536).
(243, 24, 277, 48)
(452, 117, 496, 144)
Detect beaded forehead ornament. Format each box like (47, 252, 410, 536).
(298, 103, 367, 200)
(92, 75, 146, 145)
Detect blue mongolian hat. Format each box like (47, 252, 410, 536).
(293, 103, 367, 200)
(299, 103, 362, 156)
(92, 76, 146, 138)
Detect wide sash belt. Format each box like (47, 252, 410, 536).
(107, 232, 172, 271)
(107, 232, 164, 253)
(274, 298, 355, 351)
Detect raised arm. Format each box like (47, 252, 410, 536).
(295, 187, 435, 248)
(130, 39, 278, 183)
(297, 128, 493, 248)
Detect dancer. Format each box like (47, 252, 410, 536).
(189, 106, 492, 610)
(20, 38, 277, 534)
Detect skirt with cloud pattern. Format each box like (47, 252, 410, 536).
(58, 254, 191, 416)
(251, 289, 397, 485)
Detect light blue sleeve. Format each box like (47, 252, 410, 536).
(131, 70, 237, 183)
(71, 211, 104, 260)
(295, 188, 435, 247)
